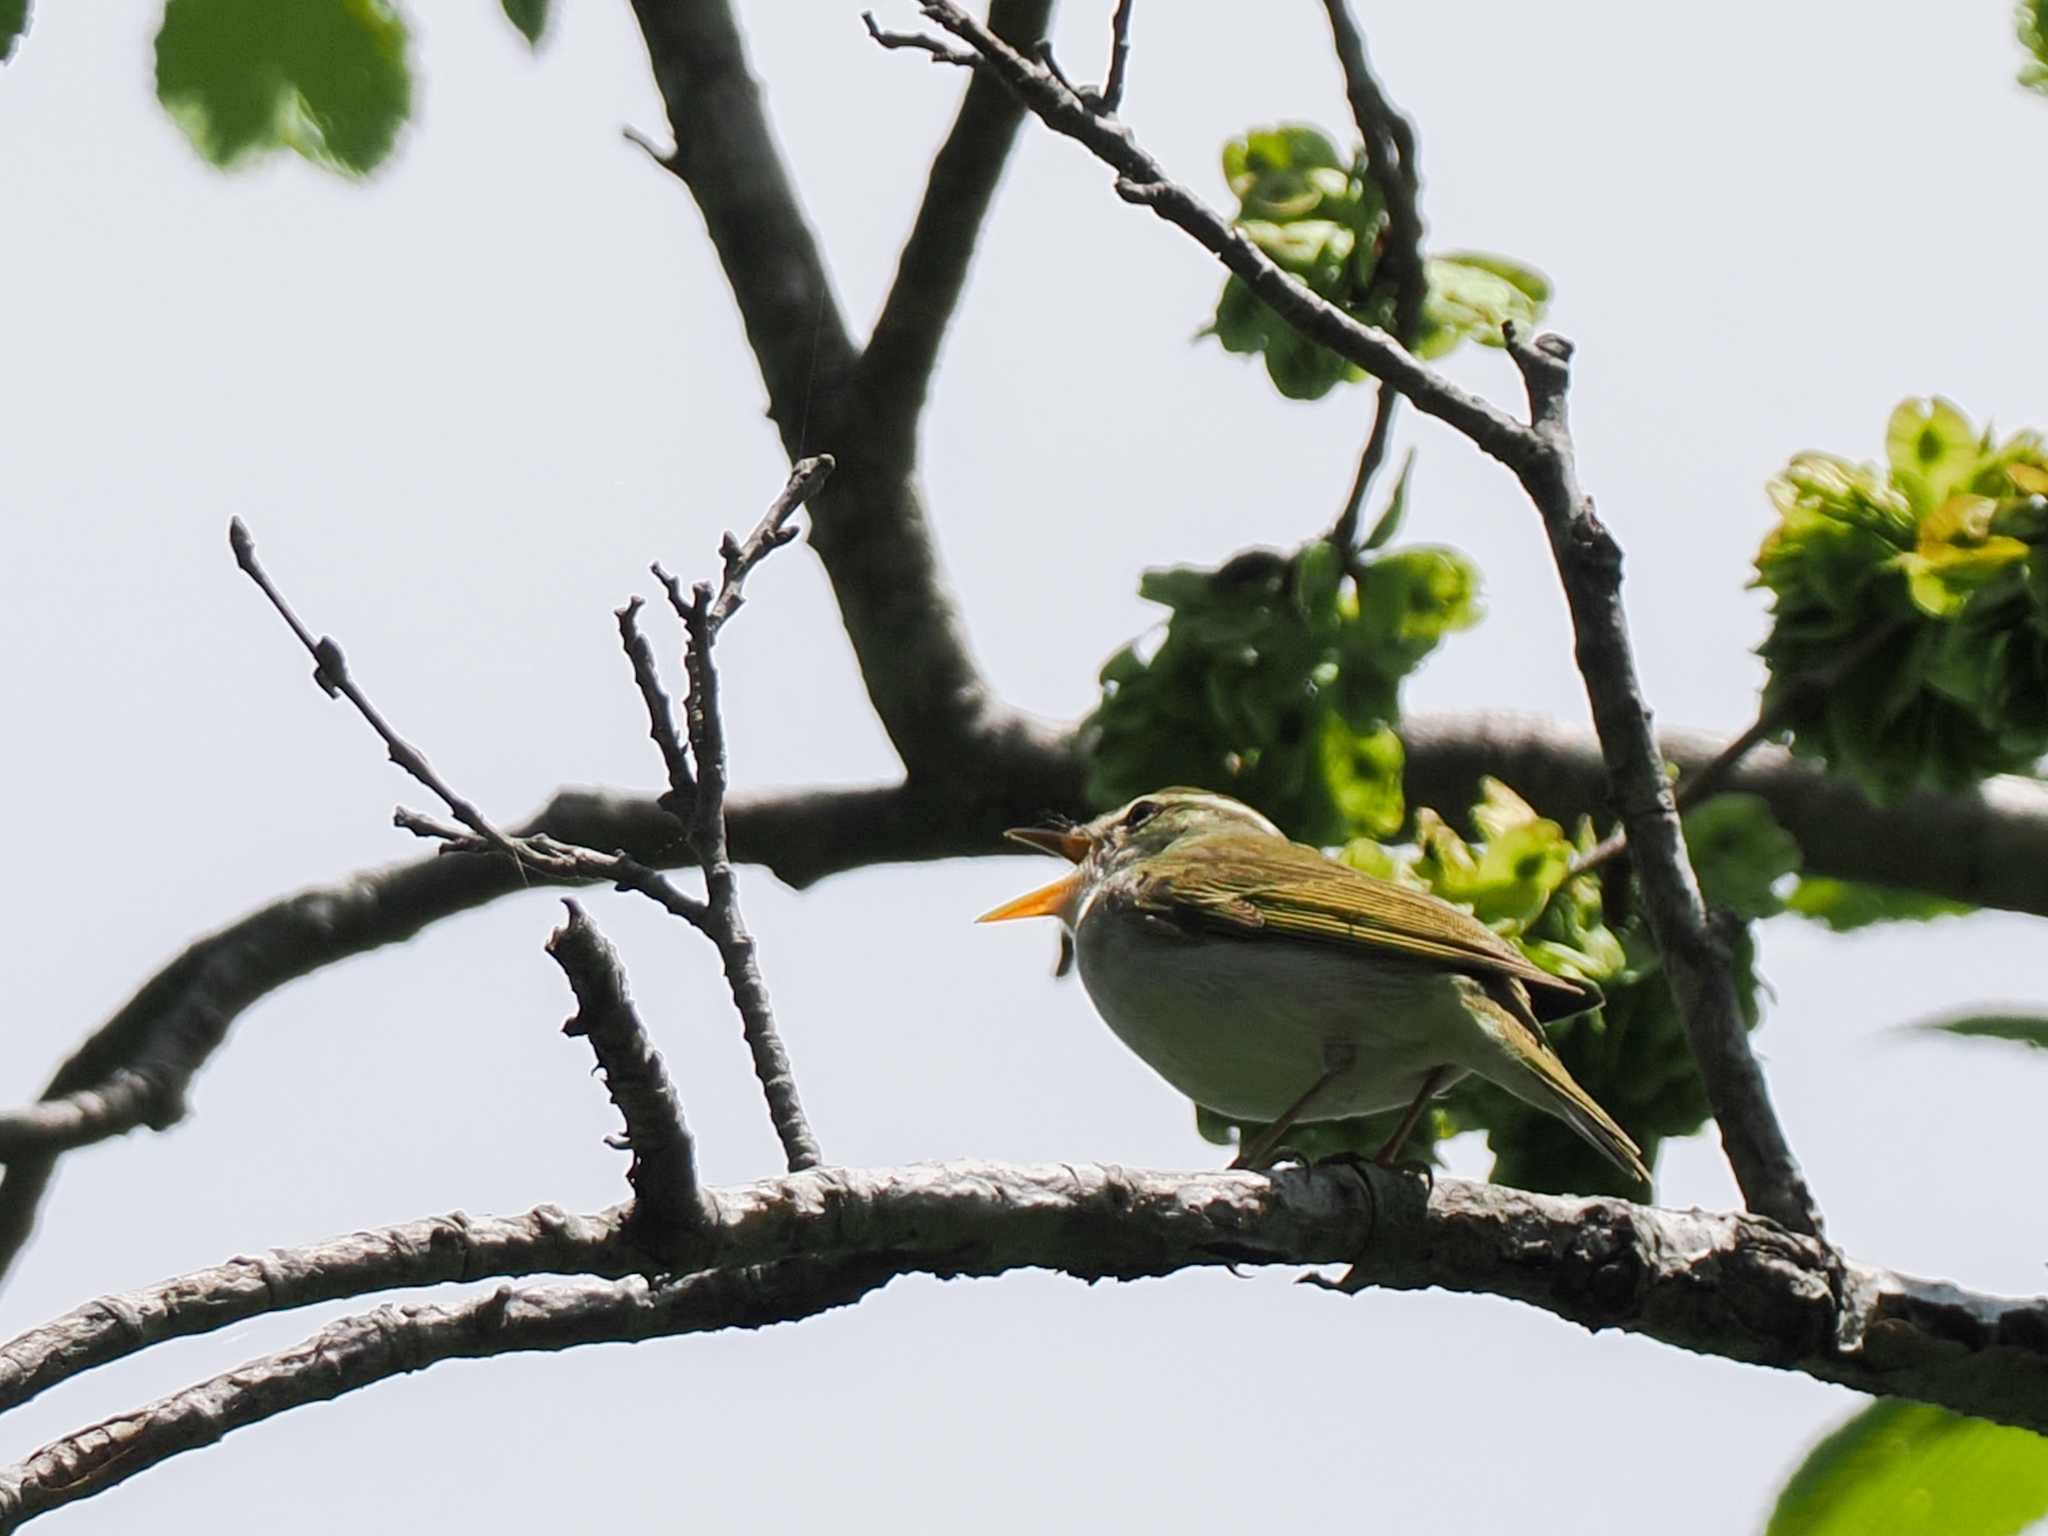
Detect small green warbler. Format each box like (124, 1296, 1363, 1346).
(982, 787, 1647, 1184)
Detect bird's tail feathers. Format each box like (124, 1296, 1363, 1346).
(1467, 993, 1651, 1189)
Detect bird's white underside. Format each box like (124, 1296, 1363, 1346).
(1071, 883, 1493, 1122)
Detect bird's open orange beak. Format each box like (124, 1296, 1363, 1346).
(976, 827, 1091, 923)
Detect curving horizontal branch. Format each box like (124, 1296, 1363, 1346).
(0, 1257, 894, 1532)
(0, 1161, 2043, 1526)
(0, 1206, 634, 1416)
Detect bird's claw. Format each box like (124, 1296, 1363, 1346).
(1295, 1150, 1430, 1295)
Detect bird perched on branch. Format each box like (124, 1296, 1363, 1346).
(981, 787, 1647, 1184)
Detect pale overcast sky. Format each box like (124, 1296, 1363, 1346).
(3, 2, 2046, 1531)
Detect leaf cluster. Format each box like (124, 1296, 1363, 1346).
(1753, 398, 2048, 800)
(1084, 527, 1479, 846)
(1204, 125, 1549, 399)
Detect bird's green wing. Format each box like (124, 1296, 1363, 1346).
(1128, 832, 1596, 1018)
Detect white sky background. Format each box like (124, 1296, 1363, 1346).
(3, 1, 2046, 1530)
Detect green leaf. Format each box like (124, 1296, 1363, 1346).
(2021, 0, 2048, 95)
(1887, 398, 1983, 517)
(155, 0, 412, 176)
(1767, 1400, 2048, 1536)
(1293, 540, 1343, 629)
(1360, 451, 1416, 553)
(1911, 1012, 2048, 1050)
(1414, 252, 1551, 359)
(1469, 777, 1543, 843)
(1683, 794, 1802, 920)
(1222, 125, 1347, 217)
(1785, 877, 1974, 931)
(1320, 720, 1405, 839)
(0, 0, 27, 64)
(501, 0, 549, 46)
(1355, 545, 1482, 656)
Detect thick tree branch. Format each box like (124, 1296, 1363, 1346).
(629, 0, 1073, 790)
(2, 1162, 2043, 1526)
(885, 1, 1822, 1238)
(0, 1258, 894, 1532)
(625, 0, 858, 431)
(857, 0, 1054, 463)
(0, 1206, 633, 1416)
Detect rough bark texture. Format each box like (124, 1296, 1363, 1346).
(0, 1162, 2041, 1528)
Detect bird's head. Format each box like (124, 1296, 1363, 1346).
(977, 788, 1282, 925)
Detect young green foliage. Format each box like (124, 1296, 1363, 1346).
(1753, 398, 2048, 800)
(155, 0, 412, 176)
(1204, 123, 1549, 399)
(1084, 536, 1479, 846)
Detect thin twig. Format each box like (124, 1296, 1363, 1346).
(862, 10, 980, 65)
(877, 3, 1534, 464)
(1096, 0, 1135, 113)
(656, 460, 833, 1173)
(620, 123, 675, 168)
(1320, 0, 1424, 552)
(393, 814, 708, 926)
(710, 454, 834, 634)
(229, 520, 525, 867)
(1032, 38, 1081, 98)
(547, 901, 713, 1238)
(616, 596, 693, 806)
(1330, 383, 1401, 553)
(234, 518, 720, 924)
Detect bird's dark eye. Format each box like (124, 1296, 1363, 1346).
(1124, 799, 1159, 830)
